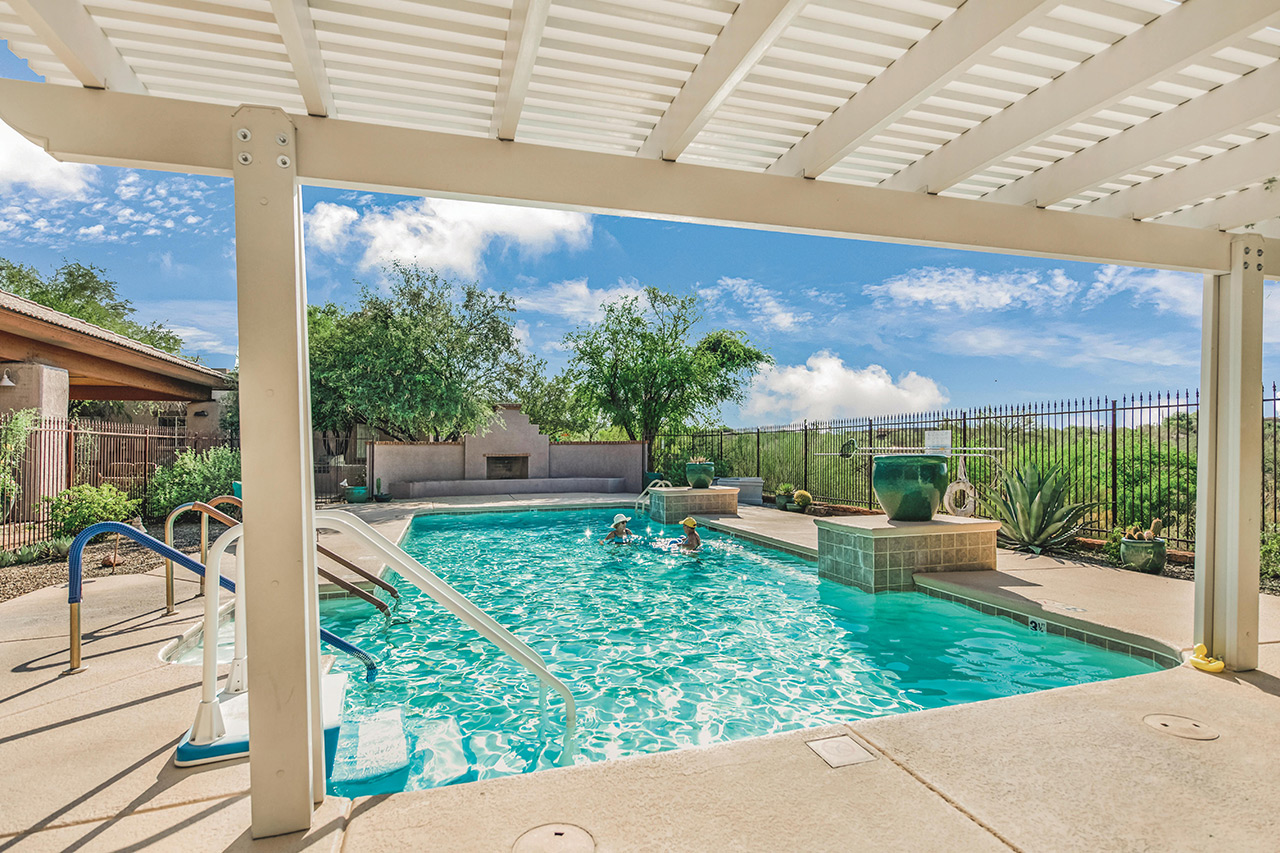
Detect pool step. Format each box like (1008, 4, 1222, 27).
(329, 708, 411, 795)
(174, 672, 348, 768)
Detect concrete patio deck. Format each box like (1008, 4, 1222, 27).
(2, 494, 1279, 851)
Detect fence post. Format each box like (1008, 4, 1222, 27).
(1110, 399, 1119, 529)
(803, 420, 809, 493)
(866, 418, 874, 507)
(755, 427, 761, 478)
(65, 420, 74, 490)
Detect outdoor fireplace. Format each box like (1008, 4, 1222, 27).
(486, 454, 529, 480)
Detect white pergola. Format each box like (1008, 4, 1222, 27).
(1, 0, 1278, 837)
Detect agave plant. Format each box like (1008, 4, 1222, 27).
(983, 461, 1093, 554)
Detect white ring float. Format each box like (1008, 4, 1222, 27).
(943, 455, 977, 517)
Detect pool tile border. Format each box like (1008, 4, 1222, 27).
(914, 583, 1182, 669)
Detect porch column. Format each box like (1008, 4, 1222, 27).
(1195, 234, 1263, 672)
(232, 106, 325, 836)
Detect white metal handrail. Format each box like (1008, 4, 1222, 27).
(313, 509, 577, 761)
(635, 479, 673, 517)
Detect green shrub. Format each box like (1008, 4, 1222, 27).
(1103, 528, 1125, 565)
(794, 489, 812, 508)
(1262, 526, 1280, 579)
(145, 447, 241, 517)
(45, 483, 140, 539)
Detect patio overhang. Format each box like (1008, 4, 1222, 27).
(0, 289, 228, 402)
(2, 0, 1278, 838)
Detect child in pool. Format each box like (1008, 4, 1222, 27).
(678, 517, 701, 551)
(601, 513, 634, 543)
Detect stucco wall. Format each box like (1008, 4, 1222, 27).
(463, 407, 549, 479)
(372, 442, 464, 492)
(549, 442, 645, 494)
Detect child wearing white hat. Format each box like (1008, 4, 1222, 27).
(601, 513, 634, 544)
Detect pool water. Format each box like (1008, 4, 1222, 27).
(319, 509, 1162, 795)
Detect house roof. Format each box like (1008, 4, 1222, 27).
(1, 0, 1277, 240)
(0, 288, 229, 401)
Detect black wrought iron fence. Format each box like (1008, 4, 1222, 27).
(653, 386, 1280, 553)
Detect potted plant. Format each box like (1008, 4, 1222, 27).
(790, 489, 812, 513)
(872, 454, 950, 521)
(685, 456, 715, 489)
(372, 478, 392, 503)
(1120, 519, 1166, 574)
(775, 482, 795, 509)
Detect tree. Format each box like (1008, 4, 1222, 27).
(307, 304, 359, 457)
(315, 264, 541, 442)
(519, 370, 611, 440)
(564, 288, 770, 449)
(0, 259, 185, 354)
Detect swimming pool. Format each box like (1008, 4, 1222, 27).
(320, 508, 1163, 796)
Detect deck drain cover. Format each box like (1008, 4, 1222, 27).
(1143, 714, 1219, 741)
(513, 824, 595, 853)
(807, 735, 876, 767)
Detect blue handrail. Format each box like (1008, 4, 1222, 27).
(67, 521, 378, 681)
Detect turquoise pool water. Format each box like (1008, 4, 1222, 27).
(320, 509, 1163, 795)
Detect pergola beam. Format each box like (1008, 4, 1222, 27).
(269, 0, 333, 118)
(637, 0, 807, 161)
(767, 0, 1053, 178)
(1083, 132, 1280, 223)
(985, 60, 1280, 209)
(881, 0, 1280, 194)
(2, 77, 1279, 279)
(1152, 184, 1280, 233)
(490, 0, 550, 141)
(7, 0, 144, 93)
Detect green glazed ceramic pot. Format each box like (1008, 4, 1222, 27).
(872, 454, 948, 521)
(1120, 538, 1166, 574)
(685, 462, 715, 489)
(345, 486, 369, 504)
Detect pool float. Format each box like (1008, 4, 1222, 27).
(1188, 644, 1225, 673)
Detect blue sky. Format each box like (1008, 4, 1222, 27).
(3, 44, 1278, 426)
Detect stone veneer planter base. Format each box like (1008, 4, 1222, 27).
(815, 515, 1001, 593)
(649, 486, 739, 524)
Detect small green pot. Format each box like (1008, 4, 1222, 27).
(776, 494, 792, 509)
(345, 486, 368, 504)
(232, 480, 242, 499)
(1120, 538, 1166, 574)
(786, 503, 806, 512)
(872, 454, 948, 522)
(685, 462, 715, 489)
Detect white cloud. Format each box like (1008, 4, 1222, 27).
(864, 263, 1203, 319)
(0, 119, 95, 197)
(864, 266, 1079, 312)
(304, 197, 592, 277)
(137, 299, 240, 357)
(945, 325, 1196, 368)
(1084, 265, 1201, 318)
(513, 277, 646, 323)
(699, 276, 813, 332)
(305, 201, 359, 252)
(743, 351, 949, 422)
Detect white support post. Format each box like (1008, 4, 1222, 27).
(1195, 234, 1263, 672)
(232, 106, 324, 837)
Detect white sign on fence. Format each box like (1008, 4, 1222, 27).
(924, 430, 953, 455)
